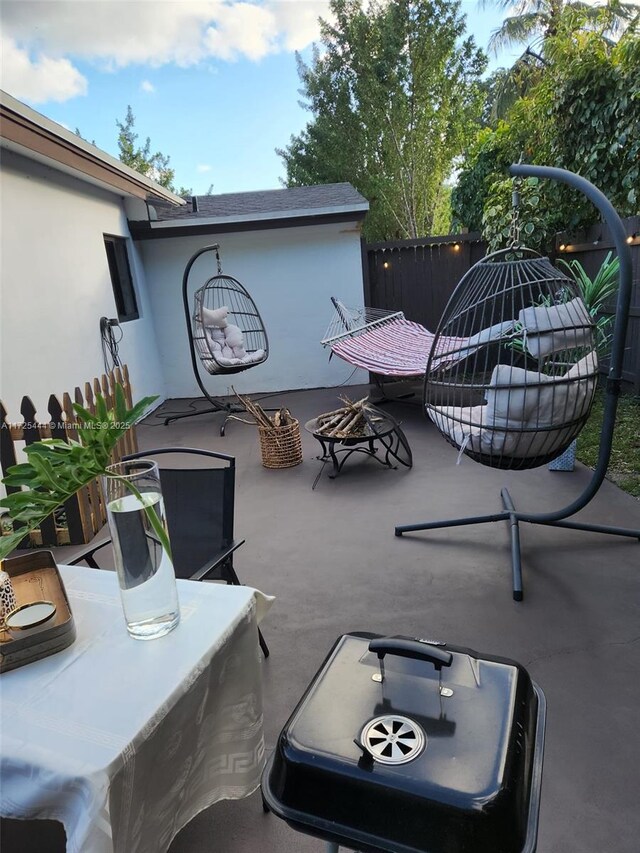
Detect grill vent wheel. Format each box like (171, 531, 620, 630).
(361, 715, 426, 765)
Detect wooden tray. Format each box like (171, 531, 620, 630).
(0, 551, 76, 673)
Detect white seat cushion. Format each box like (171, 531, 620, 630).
(430, 352, 598, 459)
(518, 298, 593, 358)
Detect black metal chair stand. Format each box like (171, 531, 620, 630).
(395, 164, 640, 601)
(71, 447, 269, 657)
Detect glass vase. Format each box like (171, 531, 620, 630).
(104, 460, 180, 640)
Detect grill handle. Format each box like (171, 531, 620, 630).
(369, 637, 453, 671)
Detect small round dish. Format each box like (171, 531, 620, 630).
(5, 601, 57, 630)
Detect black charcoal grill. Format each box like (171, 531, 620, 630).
(262, 632, 546, 853)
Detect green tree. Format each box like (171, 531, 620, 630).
(451, 127, 505, 231)
(74, 127, 96, 146)
(116, 106, 191, 195)
(548, 29, 640, 216)
(480, 54, 546, 127)
(484, 0, 638, 55)
(452, 24, 640, 245)
(278, 0, 486, 240)
(479, 1, 638, 128)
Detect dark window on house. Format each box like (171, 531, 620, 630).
(104, 235, 139, 321)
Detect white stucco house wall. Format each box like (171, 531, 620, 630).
(132, 185, 369, 399)
(0, 90, 185, 422)
(0, 91, 369, 423)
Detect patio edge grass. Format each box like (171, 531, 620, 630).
(577, 390, 640, 498)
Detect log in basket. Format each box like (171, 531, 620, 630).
(232, 390, 303, 469)
(258, 418, 303, 469)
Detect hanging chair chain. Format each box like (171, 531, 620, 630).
(214, 246, 222, 275)
(508, 177, 523, 250)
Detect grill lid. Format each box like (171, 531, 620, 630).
(263, 632, 546, 853)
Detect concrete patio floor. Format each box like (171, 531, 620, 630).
(10, 384, 636, 853)
(132, 384, 640, 853)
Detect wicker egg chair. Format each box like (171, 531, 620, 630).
(193, 271, 269, 376)
(164, 244, 274, 434)
(396, 164, 639, 601)
(424, 248, 599, 471)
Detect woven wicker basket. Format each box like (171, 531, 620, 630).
(258, 419, 303, 469)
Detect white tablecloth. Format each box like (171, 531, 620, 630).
(0, 564, 273, 853)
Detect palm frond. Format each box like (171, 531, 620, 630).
(557, 253, 620, 353)
(488, 12, 546, 54)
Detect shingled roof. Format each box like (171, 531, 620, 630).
(152, 183, 368, 221)
(129, 182, 369, 239)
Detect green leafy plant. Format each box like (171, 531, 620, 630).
(481, 176, 554, 253)
(505, 254, 620, 358)
(454, 26, 640, 245)
(0, 386, 164, 561)
(557, 251, 620, 353)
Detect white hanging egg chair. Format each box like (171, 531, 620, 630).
(192, 265, 268, 376)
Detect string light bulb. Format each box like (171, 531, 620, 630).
(452, 243, 460, 252)
(383, 261, 390, 269)
(626, 234, 635, 245)
(559, 243, 566, 252)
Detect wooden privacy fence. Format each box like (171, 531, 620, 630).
(364, 218, 639, 393)
(554, 217, 640, 394)
(363, 232, 487, 333)
(0, 365, 139, 549)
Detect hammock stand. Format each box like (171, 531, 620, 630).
(164, 244, 275, 435)
(395, 164, 639, 601)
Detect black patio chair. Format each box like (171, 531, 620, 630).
(70, 447, 269, 657)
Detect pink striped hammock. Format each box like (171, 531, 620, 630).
(321, 300, 513, 377)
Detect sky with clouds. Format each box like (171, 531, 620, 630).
(1, 1, 519, 194)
